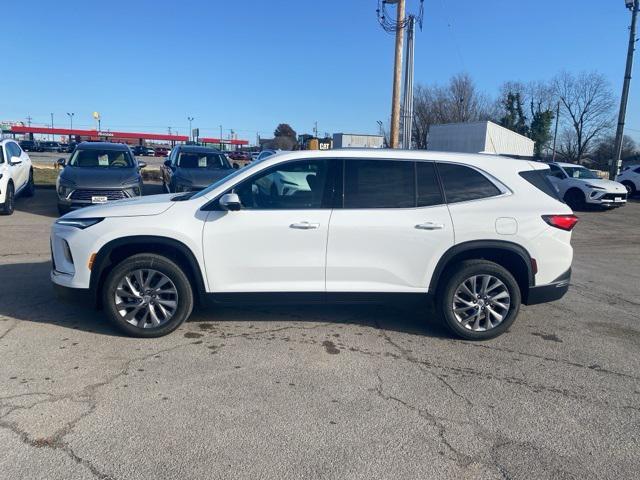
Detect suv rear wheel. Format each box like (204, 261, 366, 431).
(437, 260, 521, 340)
(102, 253, 194, 338)
(0, 182, 15, 215)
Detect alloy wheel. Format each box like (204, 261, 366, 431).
(452, 274, 511, 332)
(114, 269, 179, 328)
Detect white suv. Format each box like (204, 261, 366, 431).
(546, 162, 627, 209)
(51, 150, 577, 340)
(0, 139, 35, 215)
(616, 164, 640, 196)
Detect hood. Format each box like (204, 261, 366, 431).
(175, 168, 233, 188)
(579, 178, 627, 193)
(60, 166, 140, 188)
(62, 193, 177, 219)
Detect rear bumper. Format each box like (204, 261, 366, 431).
(524, 268, 571, 305)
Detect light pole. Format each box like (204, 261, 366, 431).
(50, 113, 54, 140)
(611, 0, 639, 180)
(219, 125, 223, 150)
(187, 117, 194, 142)
(66, 112, 74, 143)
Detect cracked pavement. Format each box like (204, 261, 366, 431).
(0, 189, 638, 479)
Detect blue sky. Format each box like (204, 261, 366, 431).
(2, 0, 638, 143)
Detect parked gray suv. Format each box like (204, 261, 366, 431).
(56, 142, 145, 215)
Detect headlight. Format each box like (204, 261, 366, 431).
(585, 184, 605, 190)
(175, 178, 192, 192)
(122, 184, 142, 197)
(57, 177, 75, 198)
(55, 218, 104, 229)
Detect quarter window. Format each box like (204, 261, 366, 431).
(416, 162, 444, 207)
(344, 160, 415, 208)
(437, 163, 501, 203)
(233, 159, 329, 210)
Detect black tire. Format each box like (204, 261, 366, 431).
(57, 204, 70, 216)
(102, 253, 194, 338)
(622, 181, 636, 197)
(0, 182, 15, 215)
(23, 169, 35, 197)
(564, 189, 586, 210)
(436, 260, 521, 341)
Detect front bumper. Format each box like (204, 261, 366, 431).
(524, 268, 571, 305)
(585, 191, 627, 206)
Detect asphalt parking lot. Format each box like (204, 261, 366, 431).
(1, 189, 639, 480)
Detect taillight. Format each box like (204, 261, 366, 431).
(542, 214, 579, 231)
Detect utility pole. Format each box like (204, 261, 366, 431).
(219, 125, 223, 150)
(611, 0, 639, 180)
(313, 121, 318, 138)
(26, 115, 32, 127)
(50, 113, 54, 140)
(390, 0, 405, 148)
(552, 101, 560, 161)
(401, 15, 415, 149)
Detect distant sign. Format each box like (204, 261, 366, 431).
(98, 131, 114, 137)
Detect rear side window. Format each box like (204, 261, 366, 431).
(634, 167, 640, 174)
(416, 162, 444, 207)
(437, 163, 501, 203)
(0, 146, 4, 164)
(344, 160, 415, 208)
(519, 170, 560, 200)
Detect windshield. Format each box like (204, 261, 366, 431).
(562, 166, 599, 180)
(68, 149, 134, 168)
(191, 167, 246, 200)
(178, 152, 229, 169)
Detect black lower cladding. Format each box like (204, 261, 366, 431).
(524, 268, 571, 305)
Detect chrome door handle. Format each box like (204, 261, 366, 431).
(415, 222, 445, 230)
(290, 221, 320, 230)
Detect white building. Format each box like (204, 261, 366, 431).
(333, 133, 384, 149)
(427, 121, 534, 157)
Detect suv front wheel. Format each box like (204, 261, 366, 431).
(103, 253, 194, 337)
(437, 260, 521, 340)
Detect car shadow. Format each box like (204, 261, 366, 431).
(0, 261, 451, 339)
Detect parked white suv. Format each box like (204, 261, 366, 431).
(0, 139, 35, 215)
(51, 150, 577, 340)
(616, 164, 640, 196)
(546, 162, 627, 209)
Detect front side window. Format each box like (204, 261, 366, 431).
(68, 149, 134, 168)
(437, 163, 501, 203)
(233, 159, 330, 210)
(562, 166, 599, 180)
(344, 160, 415, 208)
(6, 142, 21, 160)
(178, 152, 229, 169)
(547, 165, 566, 179)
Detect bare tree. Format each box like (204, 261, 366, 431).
(412, 73, 493, 148)
(552, 71, 615, 164)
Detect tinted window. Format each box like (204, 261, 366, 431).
(563, 166, 598, 179)
(6, 142, 20, 159)
(344, 160, 414, 208)
(437, 163, 501, 203)
(416, 162, 443, 207)
(519, 170, 559, 199)
(0, 146, 4, 164)
(178, 152, 229, 169)
(633, 167, 640, 173)
(547, 164, 566, 179)
(234, 159, 329, 210)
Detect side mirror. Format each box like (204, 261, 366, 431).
(163, 159, 171, 167)
(138, 161, 147, 169)
(219, 193, 242, 211)
(10, 156, 23, 165)
(57, 158, 66, 166)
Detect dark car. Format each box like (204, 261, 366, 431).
(19, 140, 42, 152)
(132, 145, 155, 156)
(161, 145, 233, 193)
(154, 147, 170, 157)
(56, 142, 146, 215)
(41, 141, 61, 152)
